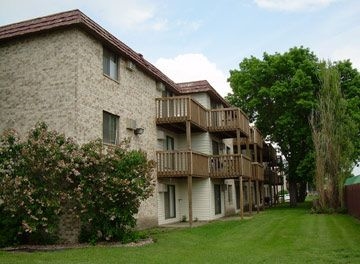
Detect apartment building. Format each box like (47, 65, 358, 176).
(0, 10, 273, 232)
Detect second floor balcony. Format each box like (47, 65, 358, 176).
(252, 162, 264, 181)
(264, 166, 282, 184)
(209, 154, 252, 179)
(156, 151, 252, 179)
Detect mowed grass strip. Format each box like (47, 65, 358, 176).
(1, 203, 360, 264)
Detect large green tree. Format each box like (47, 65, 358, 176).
(227, 47, 359, 206)
(335, 60, 360, 161)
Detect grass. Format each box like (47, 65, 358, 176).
(1, 202, 360, 264)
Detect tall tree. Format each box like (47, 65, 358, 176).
(335, 60, 360, 163)
(311, 62, 357, 210)
(227, 47, 320, 206)
(227, 47, 360, 207)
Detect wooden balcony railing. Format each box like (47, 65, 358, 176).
(208, 108, 250, 138)
(157, 152, 252, 179)
(252, 162, 264, 181)
(264, 167, 278, 183)
(155, 97, 208, 131)
(250, 127, 263, 148)
(263, 144, 277, 163)
(156, 151, 209, 178)
(209, 154, 251, 179)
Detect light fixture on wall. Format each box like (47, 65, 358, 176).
(134, 127, 145, 135)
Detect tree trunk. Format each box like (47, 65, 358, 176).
(297, 181, 307, 203)
(289, 179, 297, 207)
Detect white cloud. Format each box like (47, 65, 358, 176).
(86, 0, 156, 30)
(254, 0, 339, 11)
(155, 54, 231, 97)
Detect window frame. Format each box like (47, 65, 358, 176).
(103, 47, 119, 81)
(164, 185, 176, 219)
(102, 111, 119, 145)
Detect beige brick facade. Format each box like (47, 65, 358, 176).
(0, 27, 160, 233)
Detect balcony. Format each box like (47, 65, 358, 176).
(156, 151, 252, 179)
(156, 151, 209, 178)
(250, 127, 263, 148)
(156, 97, 208, 133)
(208, 108, 250, 139)
(264, 166, 277, 183)
(263, 143, 277, 164)
(209, 154, 251, 179)
(252, 162, 264, 181)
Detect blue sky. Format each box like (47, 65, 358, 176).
(1, 0, 359, 97)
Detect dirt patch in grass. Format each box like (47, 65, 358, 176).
(1, 238, 154, 252)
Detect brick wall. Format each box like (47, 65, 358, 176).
(0, 27, 162, 242)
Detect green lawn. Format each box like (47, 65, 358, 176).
(1, 203, 360, 264)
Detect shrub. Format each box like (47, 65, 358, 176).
(77, 140, 155, 243)
(0, 123, 154, 246)
(0, 123, 80, 245)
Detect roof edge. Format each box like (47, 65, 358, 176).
(177, 80, 231, 107)
(0, 9, 179, 94)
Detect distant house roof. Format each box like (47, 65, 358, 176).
(177, 80, 230, 107)
(345, 176, 360, 186)
(0, 9, 179, 94)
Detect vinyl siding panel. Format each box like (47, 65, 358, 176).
(157, 178, 188, 225)
(192, 178, 211, 220)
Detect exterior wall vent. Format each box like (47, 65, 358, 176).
(157, 130, 165, 140)
(126, 60, 135, 71)
(126, 118, 137, 130)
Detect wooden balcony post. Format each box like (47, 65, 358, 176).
(254, 145, 258, 163)
(256, 180, 260, 213)
(236, 129, 241, 155)
(261, 182, 265, 210)
(248, 179, 252, 215)
(246, 138, 250, 157)
(188, 175, 193, 227)
(239, 176, 244, 219)
(186, 121, 191, 150)
(186, 98, 192, 227)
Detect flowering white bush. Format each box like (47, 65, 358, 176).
(0, 123, 154, 245)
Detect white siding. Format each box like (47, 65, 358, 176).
(157, 178, 188, 225)
(192, 178, 211, 220)
(191, 132, 212, 154)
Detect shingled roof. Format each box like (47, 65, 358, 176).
(177, 80, 230, 107)
(0, 9, 179, 94)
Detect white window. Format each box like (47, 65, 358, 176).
(103, 48, 118, 80)
(103, 111, 119, 144)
